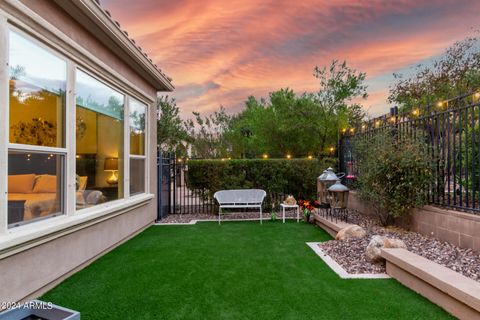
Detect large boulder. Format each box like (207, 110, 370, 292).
(365, 236, 407, 262)
(335, 225, 367, 241)
(365, 235, 385, 262)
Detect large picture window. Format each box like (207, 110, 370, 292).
(3, 26, 151, 230)
(7, 30, 66, 227)
(129, 99, 147, 195)
(75, 70, 125, 209)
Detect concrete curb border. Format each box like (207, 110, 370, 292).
(306, 242, 391, 279)
(154, 217, 300, 226)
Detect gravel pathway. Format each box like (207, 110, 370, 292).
(318, 211, 480, 282)
(158, 210, 301, 223)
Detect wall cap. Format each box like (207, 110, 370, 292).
(381, 248, 480, 312)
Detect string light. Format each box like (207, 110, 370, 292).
(341, 128, 347, 133)
(307, 155, 313, 160)
(349, 128, 355, 133)
(475, 92, 480, 99)
(412, 109, 419, 116)
(437, 101, 444, 108)
(329, 147, 335, 153)
(262, 154, 268, 159)
(286, 154, 292, 159)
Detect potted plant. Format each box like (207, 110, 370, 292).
(298, 199, 316, 223)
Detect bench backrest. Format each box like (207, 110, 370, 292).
(214, 189, 266, 205)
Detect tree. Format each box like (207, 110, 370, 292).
(227, 60, 367, 158)
(160, 60, 367, 159)
(184, 106, 233, 158)
(312, 60, 367, 151)
(389, 34, 480, 113)
(157, 96, 188, 154)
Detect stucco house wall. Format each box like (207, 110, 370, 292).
(0, 0, 170, 304)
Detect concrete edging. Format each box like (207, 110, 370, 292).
(381, 248, 480, 320)
(307, 242, 390, 279)
(154, 217, 299, 226)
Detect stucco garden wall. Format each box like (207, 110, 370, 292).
(348, 191, 480, 251)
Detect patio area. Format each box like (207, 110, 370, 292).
(41, 221, 452, 319)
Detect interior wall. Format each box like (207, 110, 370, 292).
(96, 114, 122, 188)
(76, 107, 97, 154)
(9, 90, 61, 146)
(75, 107, 123, 189)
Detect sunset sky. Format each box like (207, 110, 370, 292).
(102, 0, 480, 117)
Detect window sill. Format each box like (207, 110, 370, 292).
(0, 193, 154, 259)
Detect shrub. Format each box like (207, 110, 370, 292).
(186, 158, 336, 208)
(354, 132, 433, 226)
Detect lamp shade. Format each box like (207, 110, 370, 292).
(104, 158, 118, 171)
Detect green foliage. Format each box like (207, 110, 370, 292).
(157, 96, 188, 155)
(302, 208, 311, 218)
(180, 60, 366, 159)
(225, 61, 367, 158)
(354, 132, 433, 226)
(270, 212, 278, 221)
(389, 34, 480, 113)
(186, 158, 336, 204)
(184, 106, 233, 158)
(457, 122, 480, 192)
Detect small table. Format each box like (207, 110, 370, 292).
(280, 204, 300, 223)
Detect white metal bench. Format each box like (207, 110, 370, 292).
(213, 189, 266, 224)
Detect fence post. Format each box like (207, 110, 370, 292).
(156, 149, 162, 221)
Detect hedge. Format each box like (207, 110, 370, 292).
(186, 158, 337, 205)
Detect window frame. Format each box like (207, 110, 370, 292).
(0, 19, 152, 235)
(74, 66, 127, 210)
(6, 26, 69, 227)
(128, 97, 148, 196)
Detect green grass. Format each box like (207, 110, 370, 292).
(41, 221, 453, 319)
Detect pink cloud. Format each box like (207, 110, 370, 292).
(102, 0, 480, 117)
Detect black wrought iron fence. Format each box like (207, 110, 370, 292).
(157, 152, 216, 219)
(156, 152, 310, 219)
(340, 91, 480, 214)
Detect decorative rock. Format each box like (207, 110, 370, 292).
(318, 210, 480, 281)
(365, 235, 385, 262)
(384, 238, 407, 249)
(335, 225, 367, 241)
(366, 236, 407, 262)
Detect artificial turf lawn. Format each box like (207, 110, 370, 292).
(41, 221, 454, 320)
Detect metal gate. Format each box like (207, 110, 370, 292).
(157, 152, 215, 220)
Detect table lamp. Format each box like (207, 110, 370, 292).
(104, 158, 118, 185)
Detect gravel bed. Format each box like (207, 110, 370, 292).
(318, 211, 480, 282)
(158, 210, 300, 223)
